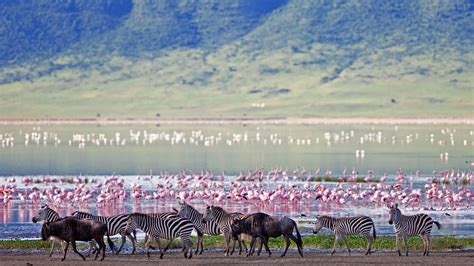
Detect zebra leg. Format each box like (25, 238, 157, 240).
(342, 236, 351, 255)
(155, 237, 165, 259)
(281, 235, 291, 257)
(365, 235, 373, 255)
(114, 235, 126, 254)
(195, 232, 202, 255)
(421, 235, 428, 256)
(426, 235, 431, 256)
(331, 235, 339, 255)
(86, 241, 93, 257)
(224, 233, 231, 256)
(230, 236, 237, 256)
(182, 236, 193, 259)
(403, 235, 409, 256)
(61, 241, 69, 261)
(257, 238, 263, 256)
(49, 239, 56, 257)
(200, 235, 204, 255)
(395, 234, 401, 256)
(127, 234, 136, 255)
(163, 239, 174, 253)
(145, 235, 153, 259)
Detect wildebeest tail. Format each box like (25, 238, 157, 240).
(293, 220, 303, 248)
(433, 220, 441, 230)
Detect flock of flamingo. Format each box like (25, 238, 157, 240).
(1, 168, 472, 212)
(0, 127, 472, 154)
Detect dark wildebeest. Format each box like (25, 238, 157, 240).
(231, 212, 303, 257)
(41, 217, 114, 261)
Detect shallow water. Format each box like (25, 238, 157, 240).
(0, 174, 473, 239)
(0, 124, 472, 175)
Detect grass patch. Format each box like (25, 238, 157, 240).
(3, 236, 473, 252)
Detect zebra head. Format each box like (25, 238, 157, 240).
(177, 200, 192, 219)
(388, 203, 401, 225)
(202, 205, 218, 223)
(32, 204, 51, 223)
(312, 215, 323, 234)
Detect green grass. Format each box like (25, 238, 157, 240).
(2, 236, 473, 252)
(0, 47, 472, 120)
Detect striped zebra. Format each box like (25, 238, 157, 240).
(176, 201, 221, 254)
(134, 212, 179, 250)
(32, 204, 96, 257)
(125, 213, 194, 259)
(202, 205, 249, 256)
(71, 211, 134, 254)
(313, 215, 376, 255)
(388, 203, 441, 256)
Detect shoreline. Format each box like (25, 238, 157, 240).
(0, 249, 473, 266)
(0, 117, 473, 125)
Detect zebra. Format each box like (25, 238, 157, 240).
(125, 212, 194, 259)
(313, 215, 376, 255)
(71, 211, 135, 254)
(388, 203, 441, 256)
(175, 201, 221, 254)
(32, 204, 96, 257)
(202, 205, 249, 256)
(130, 211, 179, 250)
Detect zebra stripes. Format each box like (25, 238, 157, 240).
(126, 212, 194, 259)
(313, 215, 376, 255)
(137, 212, 180, 248)
(202, 205, 248, 256)
(71, 211, 135, 254)
(176, 201, 221, 254)
(388, 203, 441, 256)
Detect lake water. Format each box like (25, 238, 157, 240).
(0, 124, 472, 239)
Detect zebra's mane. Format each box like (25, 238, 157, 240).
(319, 215, 336, 229)
(72, 211, 94, 217)
(184, 203, 201, 215)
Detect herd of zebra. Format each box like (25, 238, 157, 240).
(32, 202, 441, 261)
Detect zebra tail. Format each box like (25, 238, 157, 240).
(293, 220, 303, 248)
(372, 223, 377, 240)
(433, 221, 441, 230)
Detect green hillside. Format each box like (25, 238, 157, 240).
(0, 0, 472, 119)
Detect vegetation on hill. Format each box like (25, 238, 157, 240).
(0, 0, 472, 119)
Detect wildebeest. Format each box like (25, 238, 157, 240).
(32, 204, 97, 257)
(41, 217, 114, 261)
(231, 212, 303, 257)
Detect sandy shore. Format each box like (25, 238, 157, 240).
(0, 117, 473, 125)
(0, 249, 473, 265)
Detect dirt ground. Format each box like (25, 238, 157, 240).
(1, 249, 473, 266)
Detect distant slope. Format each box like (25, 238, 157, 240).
(0, 0, 472, 119)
